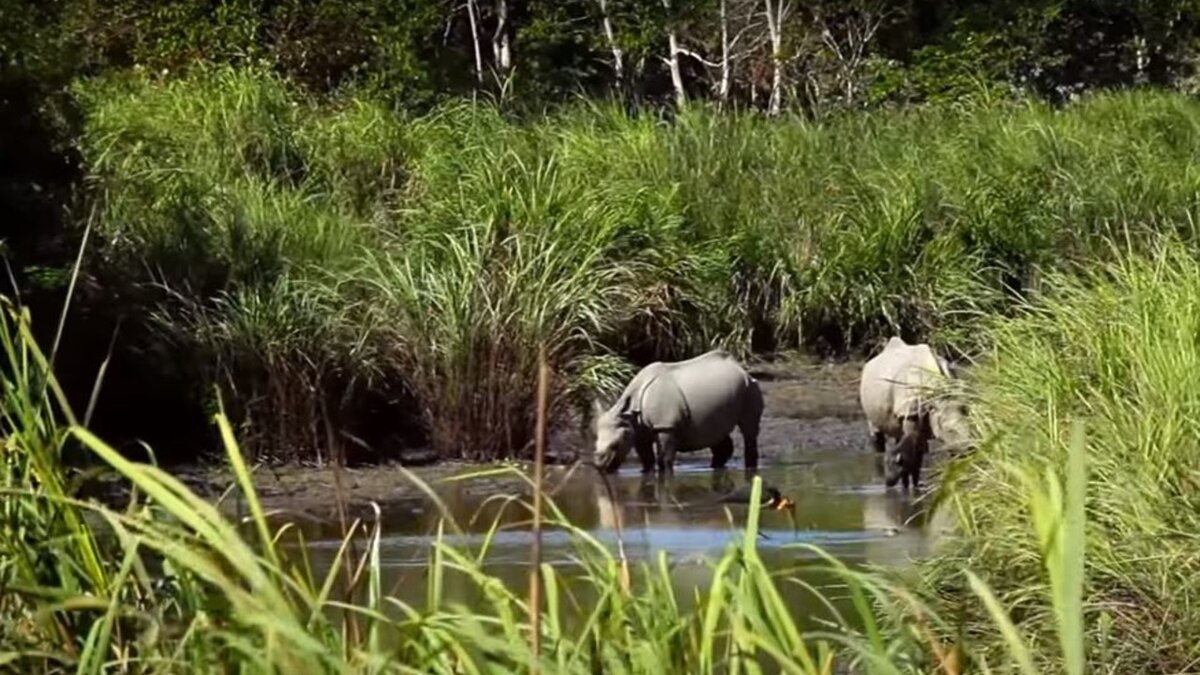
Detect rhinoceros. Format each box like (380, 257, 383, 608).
(592, 349, 764, 474)
(859, 336, 970, 490)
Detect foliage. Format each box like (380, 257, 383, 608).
(64, 68, 1200, 461)
(0, 291, 1097, 672)
(10, 0, 1200, 113)
(921, 239, 1200, 673)
(9, 0, 1200, 463)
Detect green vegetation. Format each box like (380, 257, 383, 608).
(65, 66, 1200, 461)
(2, 293, 1093, 673)
(7, 3, 1200, 671)
(11, 1, 1200, 462)
(917, 241, 1200, 673)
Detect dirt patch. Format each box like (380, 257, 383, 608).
(749, 357, 864, 421)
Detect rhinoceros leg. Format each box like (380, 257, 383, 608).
(739, 378, 764, 470)
(634, 432, 656, 474)
(742, 432, 759, 471)
(870, 429, 887, 454)
(655, 431, 677, 473)
(885, 416, 924, 490)
(909, 434, 928, 490)
(710, 435, 734, 469)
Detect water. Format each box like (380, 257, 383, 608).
(252, 363, 955, 631)
(287, 438, 952, 631)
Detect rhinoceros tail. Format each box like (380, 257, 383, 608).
(742, 373, 765, 428)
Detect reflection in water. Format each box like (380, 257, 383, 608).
(592, 468, 770, 534)
(861, 490, 926, 572)
(863, 490, 922, 534)
(286, 447, 952, 632)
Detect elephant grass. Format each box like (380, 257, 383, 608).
(74, 66, 1200, 462)
(1, 292, 1098, 674)
(919, 241, 1200, 673)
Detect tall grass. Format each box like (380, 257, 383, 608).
(72, 65, 1200, 461)
(1, 288, 1106, 673)
(920, 239, 1200, 673)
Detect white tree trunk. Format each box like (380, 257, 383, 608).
(662, 0, 686, 108)
(597, 0, 625, 88)
(1134, 33, 1148, 85)
(466, 0, 484, 84)
(719, 0, 731, 105)
(493, 0, 511, 73)
(667, 30, 687, 107)
(764, 0, 784, 115)
(817, 2, 888, 108)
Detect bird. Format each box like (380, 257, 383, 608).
(717, 485, 796, 511)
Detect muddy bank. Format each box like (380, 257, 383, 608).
(118, 354, 956, 636)
(85, 357, 872, 524)
(201, 358, 870, 520)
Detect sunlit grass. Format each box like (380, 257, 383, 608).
(2, 288, 1101, 673)
(34, 63, 1197, 670)
(922, 240, 1200, 673)
(71, 67, 1200, 462)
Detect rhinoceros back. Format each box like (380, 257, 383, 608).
(637, 350, 750, 451)
(860, 338, 945, 435)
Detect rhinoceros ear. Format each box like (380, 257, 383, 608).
(591, 398, 606, 419)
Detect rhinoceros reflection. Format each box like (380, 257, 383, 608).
(860, 489, 955, 570)
(590, 468, 780, 533)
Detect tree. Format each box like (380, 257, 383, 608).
(596, 0, 626, 89)
(493, 0, 511, 75)
(662, 0, 688, 106)
(763, 0, 791, 114)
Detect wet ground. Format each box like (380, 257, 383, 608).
(179, 357, 955, 631)
(177, 358, 876, 518)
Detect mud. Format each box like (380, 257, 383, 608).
(151, 357, 872, 525)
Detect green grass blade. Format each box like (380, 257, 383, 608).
(965, 570, 1039, 675)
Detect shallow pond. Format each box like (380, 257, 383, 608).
(269, 362, 954, 631)
(293, 452, 946, 628)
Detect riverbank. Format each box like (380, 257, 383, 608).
(9, 242, 1191, 672)
(11, 65, 1200, 672)
(85, 357, 874, 525)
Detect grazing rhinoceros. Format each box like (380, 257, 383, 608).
(592, 349, 764, 474)
(859, 336, 970, 490)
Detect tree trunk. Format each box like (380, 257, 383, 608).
(493, 0, 511, 74)
(764, 0, 784, 115)
(719, 0, 731, 106)
(1134, 33, 1148, 85)
(467, 0, 484, 84)
(597, 0, 625, 89)
(667, 30, 687, 107)
(662, 0, 686, 108)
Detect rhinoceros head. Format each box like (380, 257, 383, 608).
(592, 399, 635, 471)
(930, 355, 972, 450)
(931, 399, 971, 450)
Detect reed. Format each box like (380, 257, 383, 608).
(73, 67, 1200, 465)
(0, 284, 1110, 672)
(920, 239, 1200, 673)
